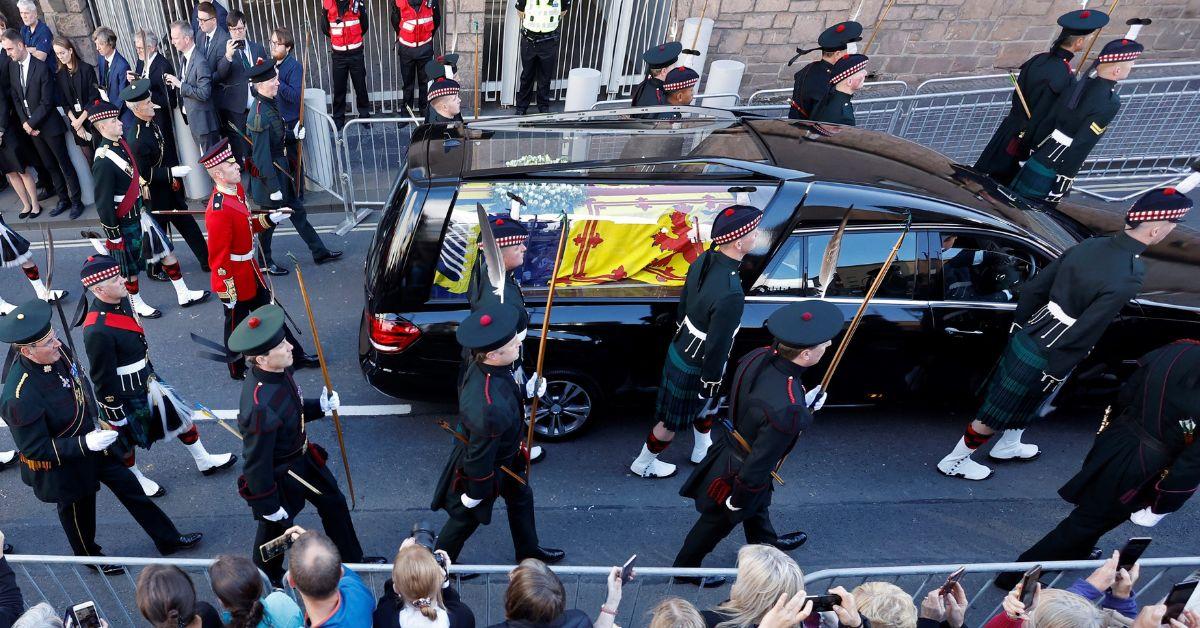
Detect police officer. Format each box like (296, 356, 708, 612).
(0, 300, 202, 574)
(974, 10, 1109, 186)
(630, 200, 763, 479)
(788, 21, 862, 121)
(810, 54, 868, 126)
(392, 0, 439, 115)
(432, 302, 564, 563)
(79, 254, 235, 498)
(1011, 27, 1145, 207)
(515, 0, 569, 115)
(938, 184, 1190, 481)
(425, 76, 463, 124)
(673, 301, 842, 586)
(320, 0, 371, 128)
(245, 59, 342, 273)
(227, 304, 380, 584)
(630, 41, 680, 118)
(198, 139, 318, 380)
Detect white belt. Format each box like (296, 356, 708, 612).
(230, 250, 254, 261)
(114, 195, 125, 202)
(1049, 129, 1073, 147)
(682, 315, 707, 341)
(332, 41, 363, 50)
(116, 358, 148, 376)
(1046, 301, 1077, 326)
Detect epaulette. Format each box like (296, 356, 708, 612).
(246, 103, 264, 133)
(211, 193, 224, 211)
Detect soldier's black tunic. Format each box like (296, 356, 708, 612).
(236, 365, 364, 583)
(810, 90, 855, 126)
(631, 76, 671, 119)
(0, 352, 180, 557)
(432, 361, 539, 562)
(466, 259, 530, 333)
(674, 346, 812, 567)
(788, 59, 834, 120)
(126, 119, 185, 212)
(974, 48, 1076, 186)
(425, 109, 464, 124)
(1011, 75, 1120, 206)
(92, 137, 146, 279)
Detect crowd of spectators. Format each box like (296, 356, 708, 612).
(1, 526, 1199, 628)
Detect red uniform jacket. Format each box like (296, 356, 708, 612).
(205, 185, 271, 302)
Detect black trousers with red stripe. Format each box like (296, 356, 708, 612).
(223, 289, 307, 380)
(55, 456, 180, 556)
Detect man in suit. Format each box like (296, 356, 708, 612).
(134, 29, 180, 163)
(270, 26, 305, 199)
(194, 3, 230, 86)
(165, 20, 220, 150)
(2, 29, 84, 218)
(91, 27, 135, 128)
(0, 12, 51, 202)
(190, 0, 229, 35)
(214, 9, 265, 164)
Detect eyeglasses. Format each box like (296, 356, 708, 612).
(229, 25, 246, 31)
(198, 15, 216, 23)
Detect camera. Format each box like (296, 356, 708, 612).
(411, 521, 446, 568)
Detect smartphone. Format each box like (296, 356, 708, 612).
(1162, 581, 1199, 624)
(620, 554, 636, 585)
(804, 594, 842, 613)
(939, 566, 966, 595)
(233, 39, 245, 49)
(70, 601, 101, 628)
(1017, 565, 1042, 611)
(258, 532, 294, 563)
(1118, 537, 1152, 571)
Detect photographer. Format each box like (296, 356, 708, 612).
(373, 533, 475, 628)
(918, 583, 969, 628)
(488, 559, 626, 628)
(285, 526, 375, 627)
(208, 554, 303, 628)
(135, 564, 223, 628)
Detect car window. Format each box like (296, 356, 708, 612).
(429, 181, 778, 301)
(934, 232, 1043, 303)
(750, 230, 917, 299)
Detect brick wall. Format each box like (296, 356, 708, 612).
(676, 0, 1200, 95)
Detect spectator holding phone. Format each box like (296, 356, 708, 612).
(987, 555, 1144, 628)
(286, 526, 375, 628)
(208, 554, 303, 628)
(1131, 605, 1200, 628)
(487, 559, 626, 628)
(650, 598, 706, 628)
(136, 564, 224, 628)
(918, 583, 968, 628)
(373, 538, 475, 628)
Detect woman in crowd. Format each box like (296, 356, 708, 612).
(136, 564, 224, 628)
(374, 538, 475, 627)
(52, 35, 100, 163)
(487, 559, 626, 628)
(650, 598, 706, 628)
(208, 554, 304, 628)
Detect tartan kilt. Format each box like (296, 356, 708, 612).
(114, 218, 147, 278)
(975, 332, 1051, 430)
(654, 344, 705, 432)
(1011, 155, 1055, 203)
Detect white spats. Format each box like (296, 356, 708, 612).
(631, 444, 677, 479)
(691, 428, 712, 464)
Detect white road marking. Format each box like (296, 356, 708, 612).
(22, 223, 380, 250)
(0, 403, 412, 428)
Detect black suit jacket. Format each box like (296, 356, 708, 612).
(0, 52, 19, 137)
(213, 39, 267, 113)
(8, 55, 65, 136)
(134, 53, 178, 111)
(55, 60, 101, 117)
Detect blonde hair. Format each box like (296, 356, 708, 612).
(852, 582, 917, 628)
(714, 545, 805, 628)
(392, 545, 445, 621)
(649, 597, 705, 628)
(1027, 588, 1102, 628)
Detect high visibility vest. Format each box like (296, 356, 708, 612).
(324, 0, 364, 51)
(521, 0, 561, 33)
(396, 0, 435, 47)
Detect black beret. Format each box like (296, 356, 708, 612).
(457, 302, 521, 352)
(767, 300, 845, 348)
(0, 299, 53, 345)
(1057, 9, 1109, 36)
(817, 21, 863, 52)
(119, 78, 152, 103)
(643, 41, 682, 70)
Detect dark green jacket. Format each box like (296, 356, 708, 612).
(91, 137, 142, 244)
(466, 259, 530, 333)
(246, 93, 289, 207)
(125, 118, 183, 211)
(1017, 75, 1120, 203)
(672, 249, 745, 386)
(788, 58, 834, 120)
(811, 89, 855, 126)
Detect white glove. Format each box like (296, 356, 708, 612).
(221, 297, 235, 310)
(268, 210, 289, 224)
(724, 497, 742, 512)
(84, 429, 118, 452)
(460, 494, 482, 508)
(1130, 507, 1166, 527)
(263, 507, 288, 522)
(293, 122, 306, 140)
(805, 385, 827, 411)
(525, 372, 547, 398)
(320, 387, 340, 413)
(269, 190, 283, 201)
(169, 165, 192, 177)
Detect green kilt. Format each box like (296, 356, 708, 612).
(976, 332, 1051, 430)
(654, 344, 705, 432)
(1010, 155, 1055, 203)
(114, 218, 146, 278)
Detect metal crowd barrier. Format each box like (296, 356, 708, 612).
(7, 554, 1200, 627)
(745, 80, 910, 106)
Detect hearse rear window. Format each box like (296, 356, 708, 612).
(430, 182, 777, 300)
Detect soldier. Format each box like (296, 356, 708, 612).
(0, 300, 202, 575)
(1011, 27, 1145, 207)
(995, 337, 1200, 591)
(432, 302, 564, 564)
(424, 76, 463, 124)
(226, 304, 381, 585)
(87, 99, 176, 319)
(937, 184, 1192, 481)
(672, 301, 842, 586)
(0, 214, 66, 315)
(661, 66, 700, 112)
(630, 42, 680, 119)
(79, 254, 236, 498)
(974, 10, 1109, 186)
(630, 202, 763, 479)
(320, 0, 371, 128)
(198, 138, 318, 381)
(514, 0, 569, 115)
(787, 21, 862, 121)
(392, 0, 439, 116)
(120, 80, 211, 305)
(810, 54, 868, 126)
(246, 59, 342, 275)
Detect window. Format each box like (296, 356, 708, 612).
(750, 230, 917, 299)
(430, 181, 777, 300)
(934, 232, 1042, 303)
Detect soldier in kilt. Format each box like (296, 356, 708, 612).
(938, 183, 1195, 480)
(630, 202, 762, 479)
(0, 214, 66, 315)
